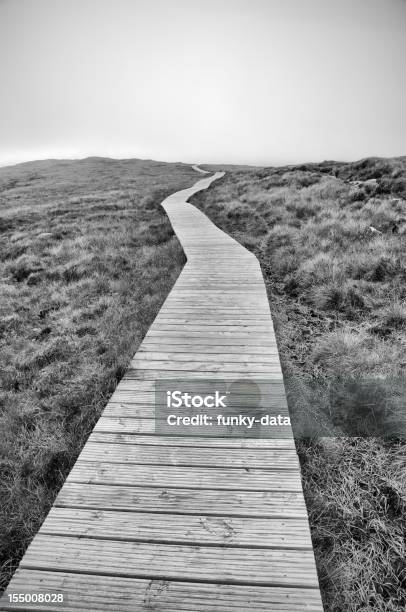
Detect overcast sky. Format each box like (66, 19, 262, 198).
(1, 0, 405, 166)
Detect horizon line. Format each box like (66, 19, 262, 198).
(1, 151, 405, 171)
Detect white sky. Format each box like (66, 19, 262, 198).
(0, 0, 405, 166)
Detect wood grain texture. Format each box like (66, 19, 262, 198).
(66, 462, 303, 491)
(87, 432, 295, 447)
(3, 571, 323, 611)
(55, 483, 308, 518)
(20, 535, 320, 588)
(39, 507, 313, 549)
(77, 442, 299, 469)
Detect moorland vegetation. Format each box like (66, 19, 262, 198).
(0, 157, 197, 589)
(192, 156, 406, 612)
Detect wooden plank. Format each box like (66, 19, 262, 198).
(156, 314, 273, 320)
(134, 351, 280, 361)
(88, 432, 296, 448)
(121, 382, 278, 395)
(101, 404, 287, 421)
(158, 306, 271, 313)
(20, 535, 320, 588)
(155, 315, 272, 322)
(93, 417, 293, 438)
(139, 335, 277, 345)
(157, 313, 273, 320)
(138, 345, 279, 354)
(173, 280, 266, 285)
(3, 570, 324, 611)
(160, 301, 267, 308)
(113, 381, 286, 393)
(162, 294, 266, 301)
(55, 483, 307, 518)
(131, 352, 280, 362)
(145, 329, 273, 337)
(171, 283, 266, 288)
(39, 508, 313, 549)
(78, 443, 299, 469)
(107, 390, 288, 404)
(123, 370, 283, 380)
(66, 462, 303, 491)
(112, 381, 285, 393)
(128, 360, 280, 373)
(175, 280, 264, 284)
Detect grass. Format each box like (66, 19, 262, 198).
(192, 156, 406, 611)
(0, 157, 198, 590)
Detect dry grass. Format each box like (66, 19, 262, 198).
(192, 156, 406, 611)
(0, 157, 197, 589)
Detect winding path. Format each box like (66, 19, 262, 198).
(191, 164, 210, 174)
(2, 171, 323, 611)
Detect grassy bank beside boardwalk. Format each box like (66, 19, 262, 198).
(192, 157, 406, 612)
(0, 158, 197, 589)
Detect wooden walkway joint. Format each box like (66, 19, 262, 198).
(2, 171, 323, 610)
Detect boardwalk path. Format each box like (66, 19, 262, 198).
(3, 171, 323, 611)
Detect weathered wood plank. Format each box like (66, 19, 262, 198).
(39, 508, 312, 549)
(145, 329, 274, 338)
(78, 443, 299, 469)
(55, 483, 307, 517)
(66, 462, 303, 491)
(4, 570, 324, 611)
(128, 360, 281, 373)
(20, 536, 320, 588)
(159, 306, 271, 313)
(134, 351, 280, 361)
(124, 366, 282, 383)
(123, 370, 284, 380)
(111, 384, 287, 395)
(105, 400, 288, 412)
(88, 432, 296, 448)
(138, 345, 279, 354)
(113, 380, 285, 393)
(93, 416, 293, 438)
(139, 335, 278, 345)
(105, 392, 288, 407)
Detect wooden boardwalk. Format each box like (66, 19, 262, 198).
(2, 172, 323, 611)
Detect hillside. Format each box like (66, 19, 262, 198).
(0, 157, 197, 589)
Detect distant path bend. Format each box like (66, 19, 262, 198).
(192, 163, 210, 174)
(3, 172, 323, 611)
